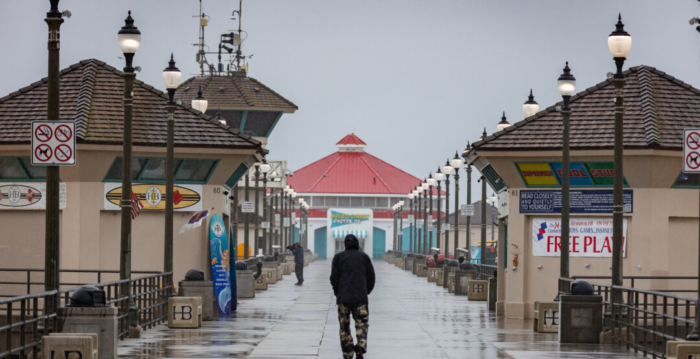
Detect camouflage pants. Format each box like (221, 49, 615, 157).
(337, 303, 369, 359)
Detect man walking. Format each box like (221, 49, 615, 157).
(330, 234, 376, 359)
(290, 242, 304, 285)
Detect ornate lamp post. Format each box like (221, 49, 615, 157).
(291, 190, 298, 243)
(435, 168, 443, 254)
(254, 162, 261, 255)
(443, 160, 452, 258)
(398, 201, 404, 252)
(557, 62, 576, 282)
(490, 193, 497, 244)
(452, 152, 463, 257)
(608, 13, 632, 329)
(463, 144, 472, 262)
(162, 54, 181, 277)
(427, 174, 435, 251)
(117, 10, 141, 331)
(417, 183, 424, 254)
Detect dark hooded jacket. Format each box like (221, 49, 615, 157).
(330, 235, 376, 304)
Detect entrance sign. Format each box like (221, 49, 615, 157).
(532, 217, 628, 257)
(241, 201, 255, 213)
(31, 121, 76, 165)
(461, 204, 474, 216)
(684, 129, 700, 173)
(209, 214, 232, 317)
(519, 189, 633, 214)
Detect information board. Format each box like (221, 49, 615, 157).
(461, 204, 474, 216)
(519, 189, 633, 214)
(241, 201, 255, 213)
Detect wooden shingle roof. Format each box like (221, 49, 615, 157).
(0, 59, 262, 150)
(473, 65, 700, 152)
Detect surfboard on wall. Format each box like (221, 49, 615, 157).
(210, 214, 232, 317)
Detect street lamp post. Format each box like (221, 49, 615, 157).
(452, 152, 463, 257)
(443, 160, 452, 259)
(435, 169, 443, 254)
(117, 10, 141, 331)
(490, 193, 497, 244)
(261, 159, 271, 254)
(557, 62, 576, 283)
(608, 13, 632, 331)
(427, 174, 434, 252)
(409, 193, 415, 253)
(417, 183, 423, 254)
(480, 177, 487, 265)
(162, 54, 181, 278)
(465, 144, 472, 262)
(398, 201, 404, 253)
(244, 173, 250, 259)
(254, 163, 261, 255)
(291, 191, 297, 243)
(45, 0, 64, 319)
(422, 179, 429, 254)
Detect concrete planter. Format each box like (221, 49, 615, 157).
(57, 306, 118, 359)
(558, 294, 603, 343)
(454, 269, 477, 296)
(178, 280, 214, 321)
(236, 269, 255, 299)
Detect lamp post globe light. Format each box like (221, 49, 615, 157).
(162, 54, 181, 280)
(557, 61, 576, 289)
(118, 10, 141, 332)
(608, 14, 632, 333)
(443, 159, 452, 261)
(496, 112, 510, 132)
(523, 89, 540, 118)
(452, 152, 462, 258)
(191, 86, 208, 113)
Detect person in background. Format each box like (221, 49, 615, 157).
(330, 234, 376, 359)
(288, 242, 304, 285)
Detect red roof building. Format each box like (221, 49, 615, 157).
(289, 135, 442, 259)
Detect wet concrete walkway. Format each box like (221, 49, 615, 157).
(118, 260, 642, 359)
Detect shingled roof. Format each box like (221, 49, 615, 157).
(174, 75, 298, 113)
(0, 59, 262, 149)
(473, 65, 700, 152)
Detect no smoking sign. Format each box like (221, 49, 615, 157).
(31, 121, 76, 166)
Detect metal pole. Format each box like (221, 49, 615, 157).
(244, 174, 250, 259)
(281, 192, 286, 249)
(409, 199, 414, 253)
(164, 103, 175, 274)
(418, 192, 422, 254)
(445, 173, 450, 258)
(44, 2, 63, 318)
(233, 184, 239, 259)
(254, 166, 260, 255)
(612, 75, 625, 308)
(436, 181, 442, 254)
(423, 192, 427, 254)
(466, 164, 472, 262)
(263, 174, 268, 254)
(454, 168, 460, 258)
(561, 106, 572, 280)
(399, 206, 403, 253)
(429, 185, 433, 251)
(120, 70, 137, 328)
(480, 177, 487, 265)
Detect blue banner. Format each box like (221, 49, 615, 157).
(519, 189, 633, 214)
(209, 214, 231, 317)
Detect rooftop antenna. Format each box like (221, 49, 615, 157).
(227, 0, 249, 74)
(192, 0, 211, 76)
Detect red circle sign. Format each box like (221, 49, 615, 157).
(688, 132, 700, 150)
(687, 152, 700, 169)
(55, 125, 72, 142)
(34, 125, 53, 142)
(54, 144, 72, 162)
(34, 144, 52, 162)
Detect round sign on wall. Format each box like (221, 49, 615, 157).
(145, 186, 162, 206)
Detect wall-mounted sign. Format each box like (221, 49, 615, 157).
(0, 183, 66, 210)
(519, 189, 633, 214)
(104, 183, 202, 211)
(532, 217, 628, 257)
(497, 191, 509, 219)
(241, 201, 255, 213)
(516, 162, 628, 187)
(330, 210, 370, 228)
(516, 163, 558, 186)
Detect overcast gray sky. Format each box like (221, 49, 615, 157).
(2, 1, 700, 203)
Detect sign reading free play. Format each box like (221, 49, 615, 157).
(516, 162, 628, 187)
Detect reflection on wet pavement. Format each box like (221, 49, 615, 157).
(119, 260, 643, 359)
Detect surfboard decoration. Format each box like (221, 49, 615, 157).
(0, 183, 67, 210)
(210, 214, 232, 317)
(104, 183, 202, 211)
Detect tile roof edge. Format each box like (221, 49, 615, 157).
(637, 67, 661, 147)
(91, 60, 262, 149)
(73, 62, 99, 141)
(248, 77, 299, 110)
